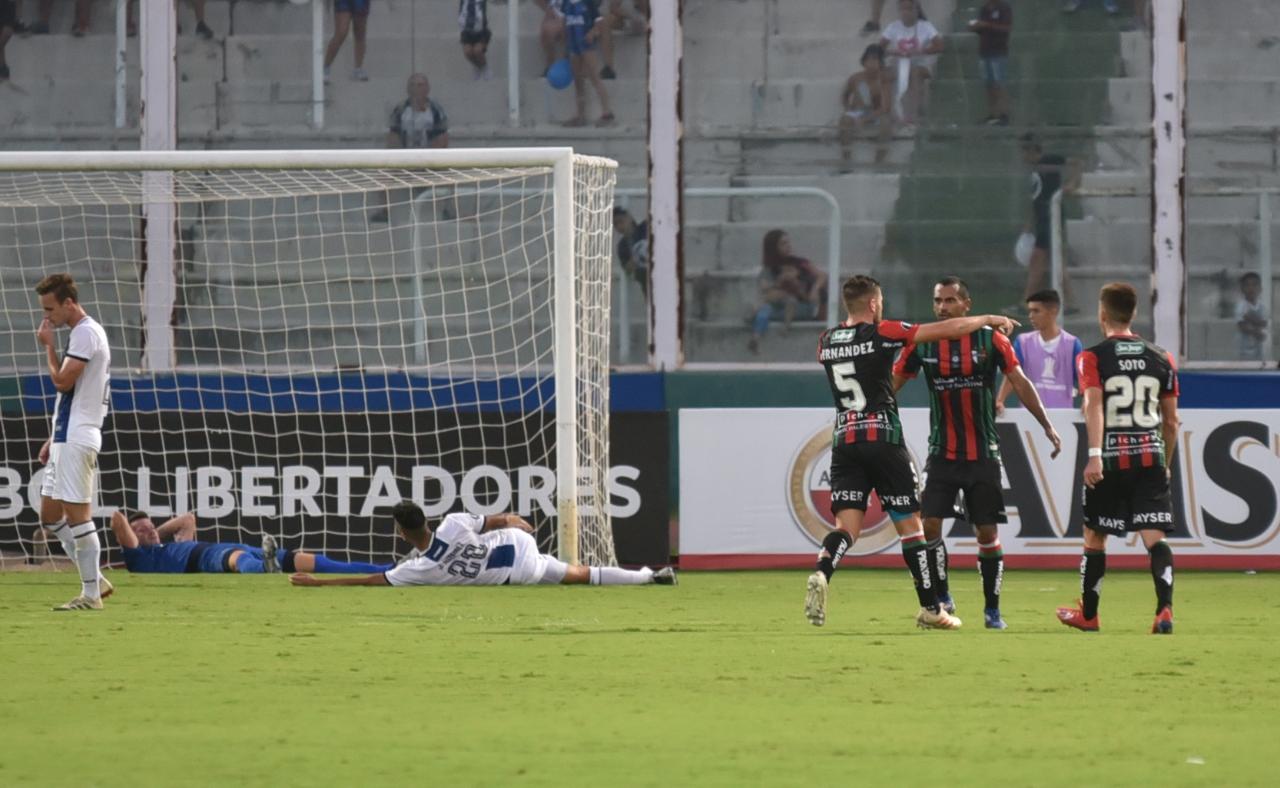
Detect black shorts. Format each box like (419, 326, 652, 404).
(1033, 210, 1052, 251)
(829, 441, 920, 516)
(461, 28, 492, 46)
(1083, 465, 1174, 536)
(921, 456, 1007, 525)
(0, 0, 16, 29)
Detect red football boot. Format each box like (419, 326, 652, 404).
(1056, 601, 1100, 632)
(1151, 606, 1173, 634)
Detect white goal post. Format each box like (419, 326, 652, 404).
(0, 148, 618, 568)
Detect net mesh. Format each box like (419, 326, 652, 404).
(0, 154, 617, 570)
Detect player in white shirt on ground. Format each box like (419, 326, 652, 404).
(289, 500, 676, 588)
(34, 273, 113, 611)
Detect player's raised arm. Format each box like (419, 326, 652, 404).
(911, 314, 1018, 345)
(155, 512, 197, 543)
(36, 320, 87, 392)
(110, 510, 140, 550)
(290, 572, 390, 587)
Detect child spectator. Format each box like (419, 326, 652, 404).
(387, 73, 449, 149)
(324, 0, 370, 82)
(459, 0, 492, 80)
(879, 0, 943, 126)
(560, 1, 614, 127)
(969, 0, 1011, 125)
(748, 230, 828, 354)
(838, 44, 893, 171)
(1236, 272, 1268, 361)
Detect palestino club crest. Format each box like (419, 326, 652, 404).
(786, 426, 908, 555)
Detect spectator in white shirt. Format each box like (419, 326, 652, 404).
(879, 0, 944, 125)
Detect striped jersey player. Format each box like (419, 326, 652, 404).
(805, 274, 1020, 631)
(1058, 283, 1180, 635)
(34, 273, 113, 612)
(290, 500, 676, 588)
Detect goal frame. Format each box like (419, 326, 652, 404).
(0, 147, 601, 565)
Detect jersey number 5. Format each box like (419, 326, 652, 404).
(1104, 375, 1160, 428)
(831, 362, 868, 411)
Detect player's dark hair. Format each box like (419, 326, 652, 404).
(127, 511, 149, 524)
(860, 44, 885, 67)
(35, 273, 79, 304)
(1099, 282, 1137, 325)
(1026, 289, 1061, 308)
(392, 500, 428, 533)
(1240, 272, 1262, 286)
(842, 274, 881, 313)
(935, 276, 970, 300)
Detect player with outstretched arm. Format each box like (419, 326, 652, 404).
(109, 510, 392, 576)
(1057, 283, 1180, 634)
(892, 276, 1062, 629)
(805, 274, 1019, 630)
(290, 500, 676, 588)
(34, 273, 113, 611)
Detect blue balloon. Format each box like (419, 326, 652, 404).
(546, 58, 574, 90)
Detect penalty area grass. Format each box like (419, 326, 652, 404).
(0, 569, 1274, 787)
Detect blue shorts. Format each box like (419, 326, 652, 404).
(980, 56, 1008, 85)
(334, 0, 370, 16)
(198, 544, 260, 573)
(566, 25, 594, 56)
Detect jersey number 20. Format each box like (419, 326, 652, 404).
(1104, 375, 1160, 428)
(831, 362, 867, 411)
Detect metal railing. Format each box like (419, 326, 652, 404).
(1051, 185, 1276, 366)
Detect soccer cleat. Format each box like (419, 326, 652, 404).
(804, 572, 828, 627)
(983, 607, 1007, 630)
(653, 567, 677, 586)
(916, 606, 962, 630)
(260, 533, 280, 573)
(938, 593, 956, 615)
(99, 576, 115, 599)
(1056, 602, 1099, 632)
(53, 595, 103, 611)
(1152, 606, 1173, 635)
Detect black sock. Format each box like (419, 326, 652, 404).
(816, 529, 853, 582)
(978, 540, 1004, 610)
(901, 534, 938, 610)
(1081, 549, 1106, 620)
(1148, 540, 1173, 613)
(926, 538, 950, 599)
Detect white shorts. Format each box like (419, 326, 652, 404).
(507, 530, 569, 585)
(40, 442, 98, 505)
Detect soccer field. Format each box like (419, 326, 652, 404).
(1, 569, 1274, 787)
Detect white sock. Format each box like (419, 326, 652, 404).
(69, 521, 101, 600)
(46, 520, 77, 561)
(589, 566, 655, 586)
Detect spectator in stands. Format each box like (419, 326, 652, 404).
(838, 44, 893, 171)
(597, 0, 647, 80)
(1019, 134, 1081, 303)
(861, 0, 885, 36)
(23, 0, 90, 36)
(125, 1, 214, 39)
(535, 0, 565, 74)
(459, 0, 492, 80)
(561, 1, 614, 127)
(969, 0, 1011, 126)
(879, 0, 943, 127)
(1236, 272, 1268, 361)
(324, 0, 370, 82)
(748, 229, 828, 354)
(387, 73, 449, 149)
(0, 0, 14, 80)
(613, 206, 648, 289)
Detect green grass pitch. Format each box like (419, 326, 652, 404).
(1, 569, 1275, 787)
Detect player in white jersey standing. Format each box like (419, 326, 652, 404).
(34, 274, 113, 611)
(289, 500, 676, 588)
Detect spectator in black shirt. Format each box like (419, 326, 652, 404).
(1020, 134, 1081, 303)
(968, 0, 1011, 125)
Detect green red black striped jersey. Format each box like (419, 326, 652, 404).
(893, 327, 1019, 461)
(817, 319, 919, 446)
(1077, 334, 1179, 471)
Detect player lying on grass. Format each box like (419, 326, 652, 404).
(110, 510, 392, 575)
(289, 500, 676, 587)
(806, 274, 1019, 630)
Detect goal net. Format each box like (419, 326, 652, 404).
(0, 149, 618, 570)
